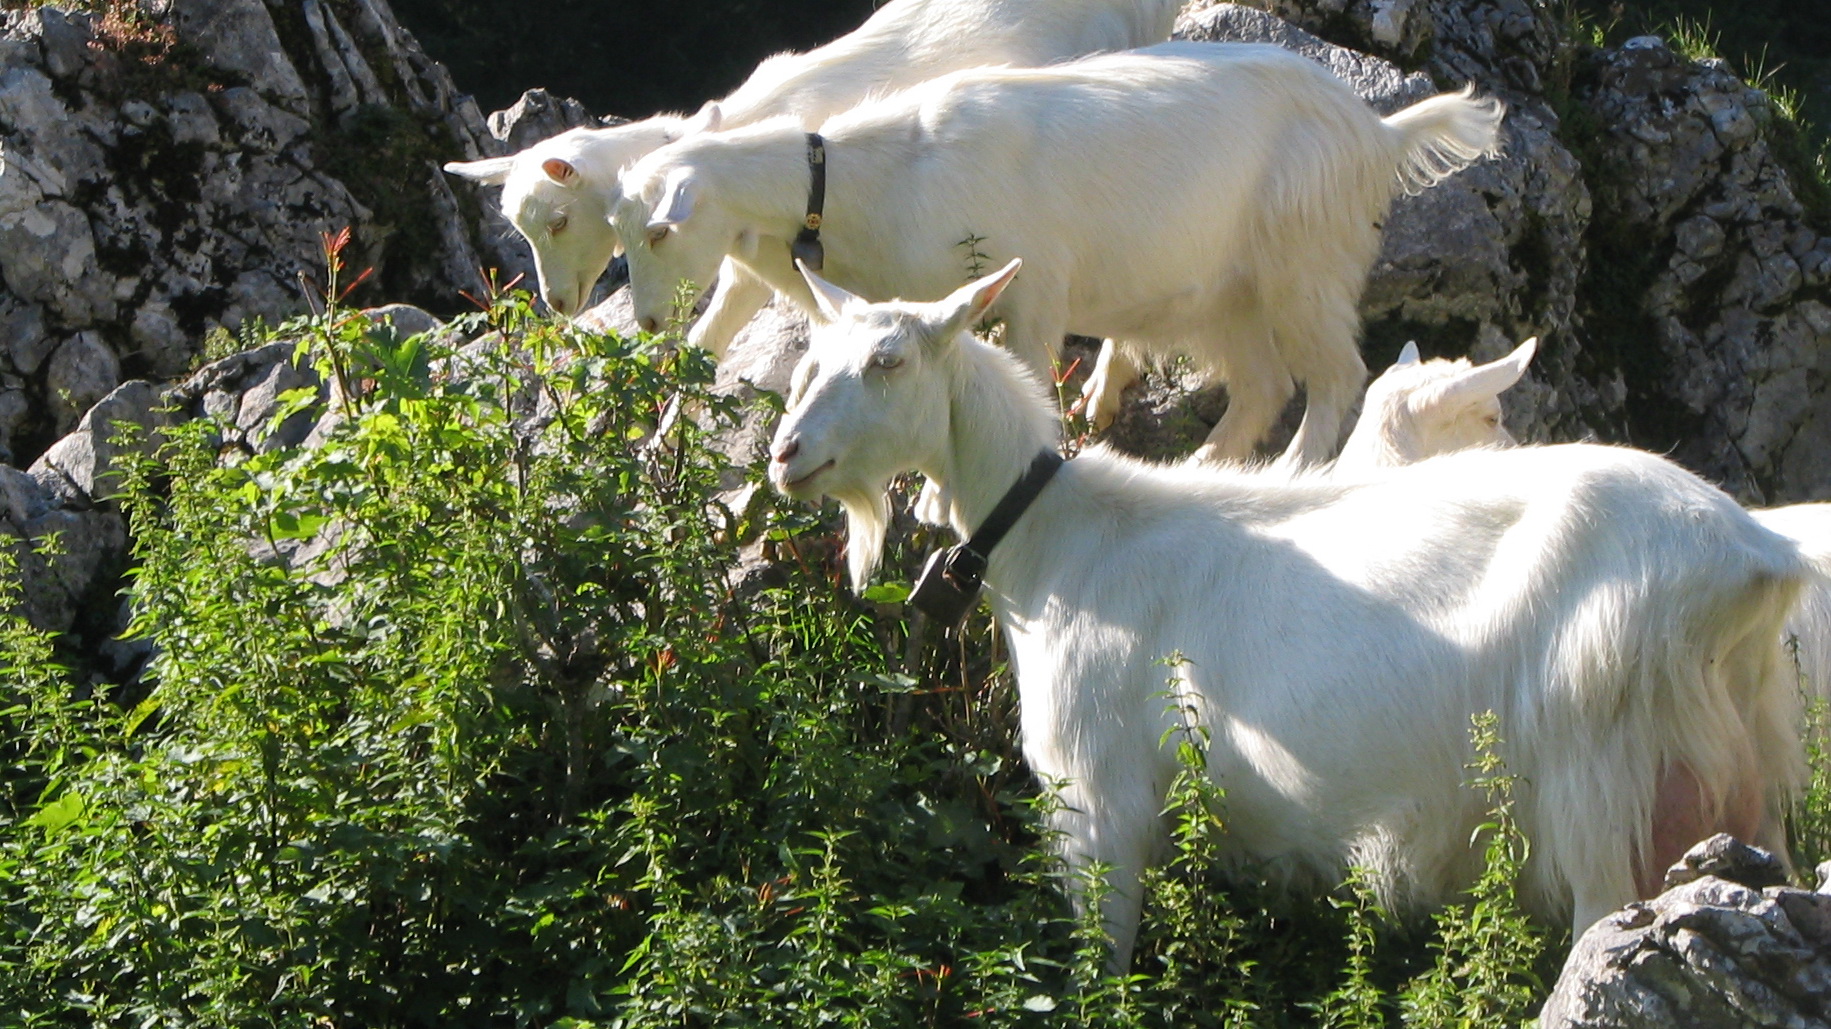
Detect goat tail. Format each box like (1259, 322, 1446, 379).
(1383, 85, 1505, 194)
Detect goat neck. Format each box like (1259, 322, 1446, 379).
(928, 336, 1061, 543)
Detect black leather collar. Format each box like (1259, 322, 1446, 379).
(790, 133, 826, 271)
(909, 450, 1065, 624)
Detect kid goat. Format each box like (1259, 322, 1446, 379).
(769, 260, 1805, 966)
(1333, 337, 1537, 470)
(444, 0, 1179, 320)
(618, 41, 1504, 466)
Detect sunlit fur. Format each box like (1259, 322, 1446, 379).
(620, 43, 1503, 467)
(1340, 339, 1831, 715)
(446, 0, 1178, 328)
(770, 268, 1806, 969)
(1729, 505, 1831, 714)
(1334, 337, 1536, 471)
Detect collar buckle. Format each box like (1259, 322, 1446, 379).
(794, 133, 827, 271)
(907, 450, 1064, 625)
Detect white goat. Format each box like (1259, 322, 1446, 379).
(444, 0, 1180, 321)
(1333, 337, 1537, 471)
(617, 42, 1503, 467)
(1338, 340, 1831, 715)
(768, 260, 1804, 966)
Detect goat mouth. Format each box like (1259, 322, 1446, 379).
(782, 459, 836, 492)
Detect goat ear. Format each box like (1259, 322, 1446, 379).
(1395, 340, 1421, 366)
(685, 101, 724, 135)
(934, 257, 1022, 340)
(648, 167, 698, 228)
(1450, 336, 1537, 400)
(443, 156, 516, 185)
(796, 259, 863, 323)
(540, 157, 579, 185)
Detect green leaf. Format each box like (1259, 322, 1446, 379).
(270, 510, 330, 541)
(860, 581, 911, 604)
(26, 792, 85, 836)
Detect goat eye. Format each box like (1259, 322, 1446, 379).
(647, 225, 670, 246)
(871, 351, 903, 371)
(549, 215, 568, 235)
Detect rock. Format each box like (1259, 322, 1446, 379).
(162, 0, 311, 114)
(487, 88, 604, 152)
(1540, 836, 1831, 1029)
(0, 461, 126, 635)
(1663, 832, 1791, 891)
(0, 0, 510, 466)
(1570, 33, 1831, 503)
(44, 333, 123, 436)
(29, 379, 175, 509)
(363, 303, 443, 340)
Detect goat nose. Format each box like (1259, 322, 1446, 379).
(638, 316, 658, 333)
(773, 436, 800, 463)
(548, 295, 569, 316)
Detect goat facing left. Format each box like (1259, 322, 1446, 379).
(769, 259, 1807, 969)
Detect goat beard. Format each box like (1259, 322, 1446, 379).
(833, 486, 892, 593)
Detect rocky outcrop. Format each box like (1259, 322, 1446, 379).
(1541, 834, 1831, 1028)
(0, 0, 527, 467)
(1573, 37, 1831, 503)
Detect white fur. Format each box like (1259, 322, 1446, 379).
(1334, 337, 1537, 471)
(769, 265, 1804, 967)
(1745, 505, 1831, 713)
(1338, 340, 1831, 717)
(445, 0, 1178, 323)
(620, 43, 1503, 466)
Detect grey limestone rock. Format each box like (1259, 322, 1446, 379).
(487, 88, 606, 153)
(0, 0, 509, 468)
(1540, 834, 1831, 1029)
(1573, 34, 1831, 503)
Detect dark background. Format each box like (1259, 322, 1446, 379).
(391, 0, 878, 119)
(391, 0, 1827, 134)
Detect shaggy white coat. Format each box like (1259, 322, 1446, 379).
(769, 262, 1805, 967)
(1343, 339, 1831, 713)
(620, 42, 1503, 466)
(444, 0, 1179, 320)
